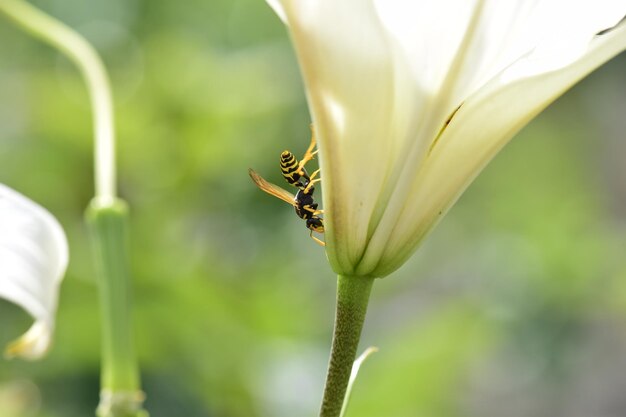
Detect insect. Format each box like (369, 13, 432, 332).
(249, 132, 325, 246)
(279, 132, 320, 191)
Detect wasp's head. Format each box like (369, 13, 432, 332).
(307, 217, 324, 233)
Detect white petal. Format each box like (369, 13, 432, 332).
(363, 22, 626, 277)
(373, 0, 484, 94)
(277, 0, 407, 273)
(0, 184, 68, 360)
(265, 0, 287, 23)
(374, 0, 626, 101)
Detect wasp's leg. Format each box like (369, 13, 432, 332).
(303, 206, 324, 216)
(302, 169, 321, 193)
(303, 177, 321, 194)
(297, 129, 319, 173)
(301, 169, 322, 194)
(308, 169, 321, 181)
(310, 230, 326, 246)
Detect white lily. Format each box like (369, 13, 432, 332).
(0, 184, 68, 360)
(267, 0, 626, 278)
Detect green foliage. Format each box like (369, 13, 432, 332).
(1, 0, 626, 416)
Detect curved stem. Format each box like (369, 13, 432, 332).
(0, 0, 116, 202)
(320, 275, 374, 417)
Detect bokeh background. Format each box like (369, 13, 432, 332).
(1, 1, 626, 416)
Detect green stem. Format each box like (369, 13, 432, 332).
(320, 275, 375, 417)
(0, 0, 116, 201)
(87, 199, 147, 417)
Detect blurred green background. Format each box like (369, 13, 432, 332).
(1, 1, 626, 416)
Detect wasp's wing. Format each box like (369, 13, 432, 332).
(249, 169, 296, 207)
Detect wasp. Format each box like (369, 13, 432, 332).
(249, 132, 325, 246)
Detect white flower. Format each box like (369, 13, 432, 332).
(267, 0, 626, 277)
(0, 184, 68, 360)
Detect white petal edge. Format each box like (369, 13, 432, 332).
(266, 0, 287, 23)
(0, 184, 68, 360)
(361, 22, 626, 277)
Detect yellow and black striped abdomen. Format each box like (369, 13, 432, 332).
(280, 150, 309, 188)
